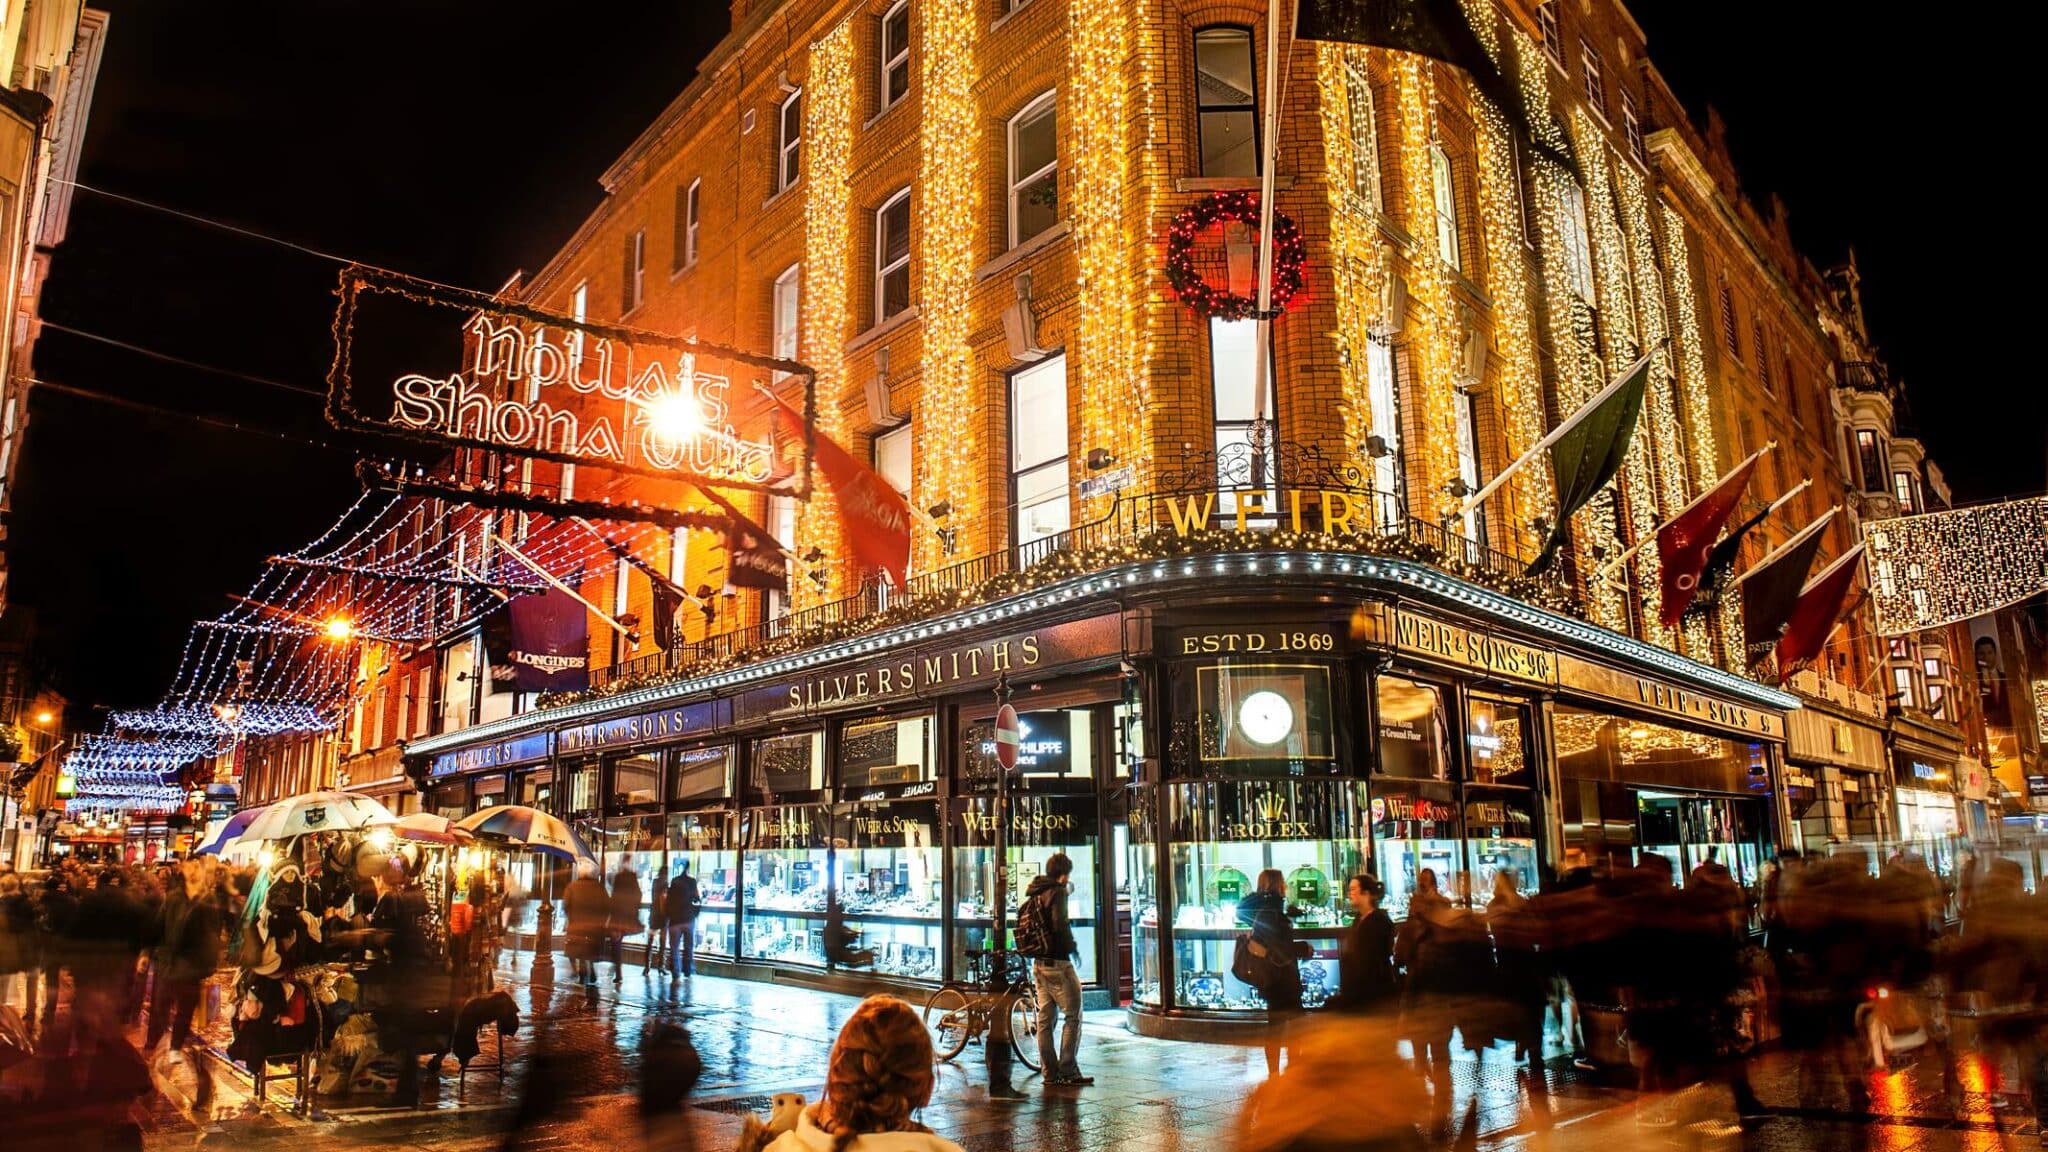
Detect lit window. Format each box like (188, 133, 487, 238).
(880, 1, 911, 110)
(1194, 27, 1257, 177)
(766, 495, 798, 621)
(1537, 3, 1563, 66)
(1211, 317, 1277, 514)
(777, 89, 803, 192)
(1343, 60, 1381, 209)
(674, 178, 700, 271)
(1007, 92, 1058, 249)
(1926, 684, 1945, 717)
(569, 281, 588, 368)
(772, 263, 801, 379)
(1621, 91, 1646, 164)
(1579, 41, 1605, 116)
(1892, 470, 1917, 512)
(1429, 145, 1460, 271)
(622, 229, 645, 313)
(1922, 656, 1943, 679)
(1453, 390, 1487, 549)
(1855, 429, 1885, 492)
(1893, 666, 1916, 708)
(1365, 335, 1403, 527)
(875, 188, 912, 324)
(1559, 183, 1594, 300)
(612, 557, 633, 663)
(1010, 354, 1070, 554)
(1888, 638, 1908, 659)
(874, 423, 912, 500)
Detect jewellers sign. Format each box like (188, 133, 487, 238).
(429, 732, 553, 779)
(327, 266, 814, 496)
(1352, 605, 1557, 685)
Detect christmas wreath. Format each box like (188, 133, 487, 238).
(1165, 190, 1308, 320)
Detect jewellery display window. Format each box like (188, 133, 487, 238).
(1465, 698, 1532, 787)
(607, 751, 663, 809)
(671, 744, 734, 805)
(1140, 779, 1369, 1012)
(1128, 788, 1163, 1006)
(1370, 782, 1461, 920)
(599, 815, 665, 921)
(741, 805, 830, 967)
(839, 713, 936, 790)
(1463, 792, 1539, 905)
(565, 759, 600, 818)
(949, 794, 1100, 984)
(1185, 663, 1337, 771)
(666, 811, 736, 958)
(833, 801, 943, 980)
(750, 730, 824, 796)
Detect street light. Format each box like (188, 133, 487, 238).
(34, 711, 53, 725)
(639, 390, 704, 445)
(323, 616, 355, 641)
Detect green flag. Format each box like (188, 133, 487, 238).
(1527, 351, 1653, 576)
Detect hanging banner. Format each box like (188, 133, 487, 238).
(327, 266, 816, 498)
(507, 588, 590, 693)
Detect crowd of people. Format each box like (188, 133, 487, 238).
(560, 860, 701, 987)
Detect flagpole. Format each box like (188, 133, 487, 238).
(1733, 506, 1839, 586)
(1454, 341, 1664, 520)
(570, 517, 706, 606)
(1760, 477, 1813, 518)
(1589, 442, 1776, 584)
(1247, 0, 1287, 479)
(488, 531, 637, 639)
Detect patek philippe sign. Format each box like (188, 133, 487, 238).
(559, 700, 726, 755)
(430, 732, 553, 779)
(327, 267, 812, 496)
(740, 614, 1123, 720)
(975, 710, 1073, 775)
(1352, 605, 1557, 685)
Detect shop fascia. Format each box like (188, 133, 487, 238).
(409, 548, 1796, 762)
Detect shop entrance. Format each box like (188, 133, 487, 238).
(1633, 790, 1770, 889)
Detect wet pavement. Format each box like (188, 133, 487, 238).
(10, 946, 2048, 1150)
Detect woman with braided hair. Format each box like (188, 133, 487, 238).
(744, 995, 962, 1152)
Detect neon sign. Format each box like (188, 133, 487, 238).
(328, 266, 815, 497)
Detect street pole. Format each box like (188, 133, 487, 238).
(1248, 0, 1287, 488)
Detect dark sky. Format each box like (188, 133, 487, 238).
(10, 1, 2037, 719)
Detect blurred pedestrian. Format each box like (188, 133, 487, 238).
(368, 857, 435, 1106)
(1238, 868, 1307, 1077)
(1233, 1013, 1429, 1152)
(740, 995, 962, 1152)
(638, 1020, 703, 1152)
(1487, 868, 1546, 1075)
(664, 862, 700, 978)
(0, 871, 38, 1015)
(606, 864, 643, 985)
(1327, 874, 1395, 1015)
(645, 869, 670, 977)
(35, 872, 77, 1029)
(145, 858, 226, 1068)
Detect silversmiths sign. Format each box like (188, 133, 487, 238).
(1353, 605, 1557, 685)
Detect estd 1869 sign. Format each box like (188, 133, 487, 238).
(327, 266, 817, 497)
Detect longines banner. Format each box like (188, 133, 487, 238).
(737, 614, 1124, 721)
(326, 266, 816, 497)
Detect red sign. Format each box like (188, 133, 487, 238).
(994, 704, 1021, 772)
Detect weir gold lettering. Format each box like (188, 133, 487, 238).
(785, 634, 1042, 711)
(959, 811, 1080, 837)
(1636, 678, 1753, 731)
(1390, 611, 1556, 684)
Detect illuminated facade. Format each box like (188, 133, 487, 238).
(380, 0, 1961, 1025)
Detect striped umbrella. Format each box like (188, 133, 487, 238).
(194, 803, 271, 856)
(238, 790, 396, 842)
(457, 804, 592, 862)
(388, 811, 474, 846)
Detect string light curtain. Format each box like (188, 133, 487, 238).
(796, 18, 856, 599)
(916, 0, 981, 565)
(1863, 496, 2048, 634)
(1313, 43, 1389, 467)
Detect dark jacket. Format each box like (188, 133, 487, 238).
(1331, 907, 1397, 1012)
(1023, 875, 1078, 960)
(0, 890, 37, 974)
(564, 874, 608, 960)
(647, 874, 670, 931)
(664, 873, 701, 924)
(1237, 890, 1306, 1012)
(156, 886, 227, 983)
(608, 871, 644, 937)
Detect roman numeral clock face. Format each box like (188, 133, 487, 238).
(1235, 689, 1295, 747)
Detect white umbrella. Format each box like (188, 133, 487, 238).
(388, 811, 473, 846)
(239, 790, 396, 842)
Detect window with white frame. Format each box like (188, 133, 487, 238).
(1007, 92, 1058, 249)
(1856, 428, 1886, 492)
(1537, 3, 1563, 66)
(1365, 335, 1403, 528)
(772, 263, 801, 380)
(1210, 317, 1277, 516)
(1010, 354, 1070, 554)
(880, 1, 911, 110)
(1579, 41, 1605, 115)
(675, 178, 700, 271)
(1893, 665, 1917, 709)
(1429, 146, 1460, 271)
(1559, 183, 1594, 300)
(1892, 470, 1918, 513)
(670, 526, 689, 582)
(612, 556, 633, 663)
(622, 229, 645, 313)
(1342, 60, 1381, 209)
(875, 423, 913, 500)
(875, 188, 912, 324)
(1621, 92, 1646, 164)
(766, 494, 798, 621)
(569, 281, 588, 367)
(777, 89, 803, 192)
(1194, 26, 1258, 177)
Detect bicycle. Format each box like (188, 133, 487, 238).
(922, 948, 1040, 1071)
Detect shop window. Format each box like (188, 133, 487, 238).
(1369, 782, 1461, 920)
(951, 794, 1100, 984)
(429, 780, 468, 820)
(963, 707, 1096, 788)
(565, 760, 600, 815)
(743, 805, 831, 967)
(1462, 792, 1538, 909)
(874, 187, 912, 323)
(1429, 145, 1460, 271)
(1194, 664, 1335, 767)
(1375, 675, 1450, 780)
(879, 1, 911, 110)
(598, 814, 665, 924)
(604, 752, 662, 809)
(777, 88, 803, 193)
(518, 769, 553, 810)
(1009, 353, 1070, 554)
(1007, 91, 1058, 249)
(751, 730, 825, 795)
(671, 744, 733, 804)
(834, 801, 943, 979)
(472, 774, 507, 813)
(839, 713, 936, 790)
(1194, 26, 1258, 176)
(666, 812, 736, 958)
(1465, 698, 1531, 787)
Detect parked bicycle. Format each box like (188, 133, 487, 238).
(922, 948, 1040, 1071)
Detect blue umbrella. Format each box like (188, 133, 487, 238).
(458, 804, 593, 863)
(194, 804, 269, 856)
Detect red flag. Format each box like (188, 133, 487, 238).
(765, 392, 912, 586)
(1656, 450, 1763, 628)
(1774, 545, 1864, 674)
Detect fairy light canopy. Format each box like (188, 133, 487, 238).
(1863, 497, 2048, 635)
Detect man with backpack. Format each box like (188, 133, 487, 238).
(1018, 853, 1090, 1087)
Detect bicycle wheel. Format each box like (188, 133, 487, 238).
(1009, 992, 1041, 1072)
(924, 986, 973, 1062)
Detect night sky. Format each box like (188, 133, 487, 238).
(9, 2, 2038, 722)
